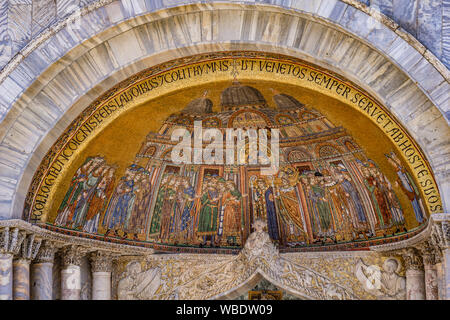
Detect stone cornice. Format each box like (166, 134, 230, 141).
(0, 219, 153, 256)
(371, 214, 450, 253)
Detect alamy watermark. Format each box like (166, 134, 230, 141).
(171, 121, 280, 175)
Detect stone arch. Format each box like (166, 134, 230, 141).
(0, 1, 447, 222)
(210, 271, 313, 300)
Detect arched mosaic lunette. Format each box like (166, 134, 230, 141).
(0, 1, 447, 223)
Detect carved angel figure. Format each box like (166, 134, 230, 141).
(355, 258, 406, 300)
(117, 262, 162, 300)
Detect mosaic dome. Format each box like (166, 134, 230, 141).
(220, 81, 268, 110)
(182, 96, 213, 114)
(273, 93, 305, 110)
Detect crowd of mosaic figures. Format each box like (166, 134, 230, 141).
(53, 150, 426, 247)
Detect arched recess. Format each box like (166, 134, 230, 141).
(210, 271, 313, 300)
(0, 1, 447, 221)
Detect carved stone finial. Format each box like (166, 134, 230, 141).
(0, 227, 26, 255)
(34, 240, 58, 263)
(400, 247, 424, 271)
(90, 251, 113, 272)
(61, 245, 84, 267)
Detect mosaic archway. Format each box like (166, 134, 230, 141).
(21, 52, 442, 254)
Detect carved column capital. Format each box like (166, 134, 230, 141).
(34, 241, 58, 264)
(89, 251, 113, 273)
(61, 245, 84, 267)
(15, 234, 42, 262)
(400, 247, 424, 271)
(0, 227, 26, 255)
(417, 241, 442, 266)
(430, 215, 450, 249)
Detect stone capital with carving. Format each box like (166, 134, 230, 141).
(61, 245, 85, 267)
(34, 240, 58, 263)
(400, 247, 424, 271)
(429, 214, 450, 250)
(0, 227, 26, 256)
(15, 234, 42, 262)
(417, 241, 441, 266)
(90, 251, 113, 272)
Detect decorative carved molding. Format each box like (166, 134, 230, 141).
(400, 248, 424, 271)
(116, 220, 357, 300)
(0, 227, 26, 255)
(90, 251, 114, 273)
(0, 220, 152, 256)
(61, 245, 85, 267)
(34, 240, 58, 264)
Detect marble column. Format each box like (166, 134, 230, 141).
(61, 246, 84, 300)
(90, 251, 113, 300)
(0, 227, 26, 300)
(402, 247, 425, 300)
(443, 248, 450, 300)
(31, 241, 57, 300)
(0, 253, 13, 300)
(13, 258, 30, 300)
(419, 241, 441, 300)
(13, 234, 41, 300)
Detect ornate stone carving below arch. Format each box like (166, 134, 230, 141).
(115, 221, 357, 300)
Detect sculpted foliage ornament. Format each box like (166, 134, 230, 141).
(116, 220, 356, 300)
(0, 227, 26, 255)
(400, 248, 424, 271)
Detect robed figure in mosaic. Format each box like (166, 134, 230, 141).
(386, 152, 425, 224)
(251, 177, 280, 242)
(54, 157, 104, 227)
(103, 165, 138, 237)
(218, 180, 243, 245)
(197, 175, 221, 244)
(124, 168, 153, 239)
(83, 166, 116, 234)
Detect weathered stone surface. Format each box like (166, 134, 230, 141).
(418, 0, 442, 60)
(392, 0, 417, 36)
(32, 0, 57, 37)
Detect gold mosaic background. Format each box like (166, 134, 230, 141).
(47, 80, 423, 230)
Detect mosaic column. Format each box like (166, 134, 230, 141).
(0, 227, 26, 300)
(90, 251, 113, 300)
(13, 234, 41, 300)
(61, 246, 84, 300)
(401, 247, 425, 300)
(31, 241, 57, 300)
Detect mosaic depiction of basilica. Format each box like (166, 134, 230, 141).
(50, 81, 427, 250)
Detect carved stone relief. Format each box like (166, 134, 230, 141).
(114, 220, 360, 300)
